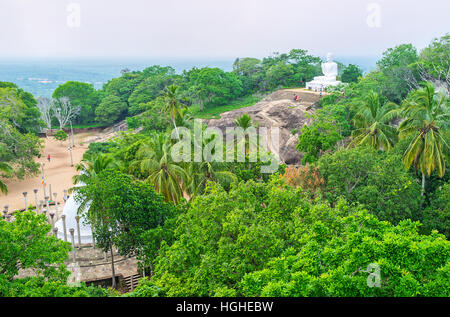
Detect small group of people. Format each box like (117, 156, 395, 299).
(293, 94, 302, 102)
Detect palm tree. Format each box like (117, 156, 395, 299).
(185, 133, 237, 197)
(232, 113, 260, 163)
(72, 153, 120, 186)
(349, 91, 400, 150)
(399, 82, 450, 193)
(234, 113, 253, 130)
(130, 132, 187, 204)
(71, 153, 121, 212)
(162, 85, 186, 138)
(70, 153, 120, 289)
(186, 161, 237, 197)
(0, 162, 13, 195)
(175, 107, 194, 129)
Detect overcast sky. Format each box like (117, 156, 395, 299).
(0, 0, 449, 59)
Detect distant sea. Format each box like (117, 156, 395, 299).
(0, 56, 378, 98)
(0, 58, 234, 98)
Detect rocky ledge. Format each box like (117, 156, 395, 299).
(206, 89, 322, 165)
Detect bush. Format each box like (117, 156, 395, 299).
(84, 142, 118, 158)
(126, 116, 141, 130)
(0, 276, 112, 297)
(54, 129, 68, 142)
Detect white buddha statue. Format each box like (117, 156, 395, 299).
(306, 52, 342, 90)
(317, 53, 338, 81)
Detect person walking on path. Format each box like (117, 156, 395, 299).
(47, 154, 51, 162)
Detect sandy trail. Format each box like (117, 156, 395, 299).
(1, 132, 96, 212)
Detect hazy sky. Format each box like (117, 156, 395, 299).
(0, 0, 449, 59)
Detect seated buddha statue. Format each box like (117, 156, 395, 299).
(314, 53, 338, 81)
(306, 53, 341, 89)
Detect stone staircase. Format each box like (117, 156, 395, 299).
(65, 244, 139, 289)
(123, 273, 142, 292)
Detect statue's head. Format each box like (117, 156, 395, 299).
(326, 53, 333, 62)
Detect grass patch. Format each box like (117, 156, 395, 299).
(191, 95, 261, 119)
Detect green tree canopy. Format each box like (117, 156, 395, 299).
(95, 95, 128, 124)
(0, 82, 43, 134)
(186, 67, 243, 108)
(417, 33, 450, 89)
(0, 210, 112, 297)
(266, 62, 294, 90)
(0, 211, 71, 280)
(74, 170, 179, 271)
(377, 44, 419, 103)
(0, 162, 13, 194)
(128, 66, 176, 116)
(52, 81, 100, 124)
(341, 64, 363, 83)
(317, 146, 423, 224)
(54, 129, 68, 143)
(232, 57, 264, 94)
(297, 117, 341, 164)
(241, 212, 449, 297)
(378, 44, 418, 71)
(131, 180, 448, 297)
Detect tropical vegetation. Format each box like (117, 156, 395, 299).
(1, 33, 449, 297)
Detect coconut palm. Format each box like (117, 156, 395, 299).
(72, 153, 120, 186)
(231, 113, 261, 163)
(399, 82, 450, 192)
(234, 113, 253, 130)
(349, 91, 400, 150)
(162, 85, 186, 137)
(0, 162, 13, 195)
(70, 153, 121, 213)
(130, 132, 187, 204)
(185, 161, 237, 197)
(71, 154, 120, 289)
(175, 107, 194, 129)
(185, 133, 237, 197)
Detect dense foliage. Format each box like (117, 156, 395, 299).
(0, 211, 114, 297)
(2, 33, 449, 298)
(129, 180, 449, 297)
(48, 48, 325, 127)
(52, 81, 100, 125)
(296, 35, 449, 236)
(0, 82, 43, 190)
(317, 146, 423, 225)
(74, 170, 180, 270)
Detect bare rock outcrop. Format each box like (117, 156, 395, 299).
(206, 89, 322, 165)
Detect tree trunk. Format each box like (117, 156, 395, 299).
(110, 244, 117, 289)
(421, 173, 426, 196)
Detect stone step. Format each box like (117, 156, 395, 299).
(123, 274, 142, 292)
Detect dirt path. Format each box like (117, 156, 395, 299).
(1, 132, 100, 213)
